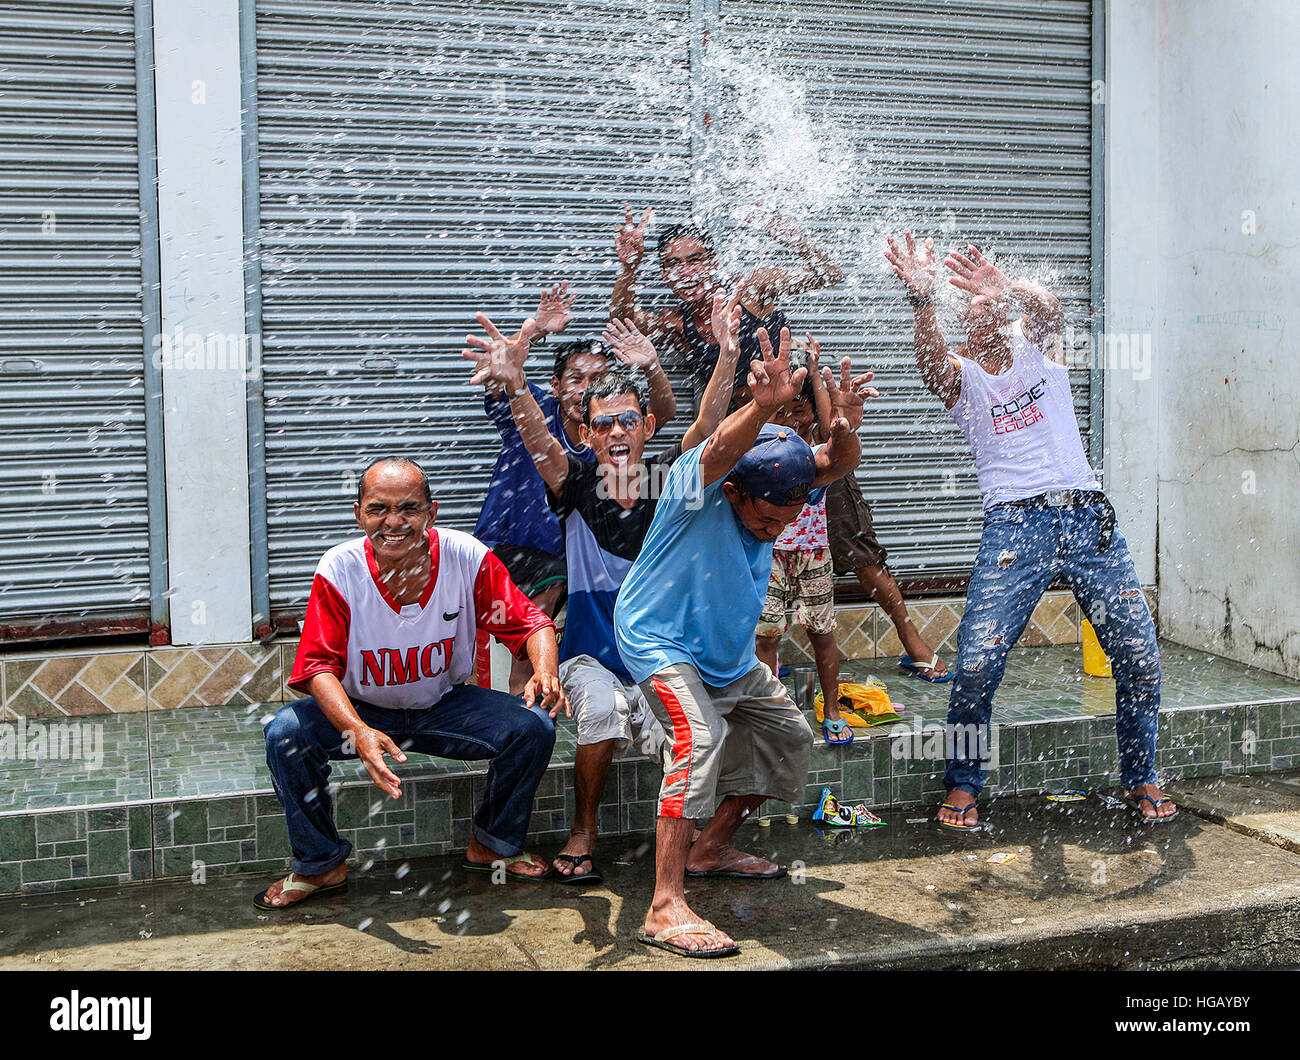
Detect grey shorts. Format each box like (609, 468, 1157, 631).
(559, 655, 669, 764)
(638, 662, 813, 820)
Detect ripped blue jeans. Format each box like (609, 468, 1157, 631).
(943, 502, 1161, 796)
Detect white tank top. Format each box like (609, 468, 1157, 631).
(947, 319, 1099, 509)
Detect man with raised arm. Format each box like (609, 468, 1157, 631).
(614, 329, 875, 958)
(610, 205, 843, 404)
(463, 292, 748, 884)
(883, 231, 1173, 829)
(469, 283, 677, 692)
(256, 456, 569, 910)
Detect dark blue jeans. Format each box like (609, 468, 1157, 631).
(943, 502, 1161, 796)
(264, 685, 555, 876)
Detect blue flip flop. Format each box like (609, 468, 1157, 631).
(937, 801, 981, 831)
(900, 655, 953, 683)
(1124, 792, 1179, 823)
(822, 717, 855, 746)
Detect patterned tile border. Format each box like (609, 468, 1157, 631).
(4, 697, 1297, 896)
(0, 589, 1113, 719)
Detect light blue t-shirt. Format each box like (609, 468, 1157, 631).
(613, 442, 784, 687)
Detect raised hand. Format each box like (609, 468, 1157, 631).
(794, 331, 821, 377)
(461, 311, 537, 391)
(602, 317, 659, 369)
(945, 244, 1008, 302)
(711, 288, 742, 364)
(534, 281, 576, 335)
(822, 357, 878, 437)
(883, 230, 937, 299)
(615, 204, 653, 271)
(748, 326, 806, 412)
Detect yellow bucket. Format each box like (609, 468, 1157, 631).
(1081, 618, 1112, 677)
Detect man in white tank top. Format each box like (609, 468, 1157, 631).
(884, 232, 1174, 829)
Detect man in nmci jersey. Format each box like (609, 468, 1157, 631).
(884, 232, 1174, 829)
(255, 457, 569, 910)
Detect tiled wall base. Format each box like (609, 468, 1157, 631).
(3, 697, 1294, 896)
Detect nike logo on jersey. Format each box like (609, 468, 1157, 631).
(443, 610, 460, 622)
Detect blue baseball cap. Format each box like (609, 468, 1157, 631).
(731, 424, 817, 506)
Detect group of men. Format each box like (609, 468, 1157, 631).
(254, 211, 1174, 960)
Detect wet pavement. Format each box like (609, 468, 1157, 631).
(2, 785, 1300, 970)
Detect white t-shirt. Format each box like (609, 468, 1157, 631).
(289, 528, 551, 710)
(947, 319, 1099, 509)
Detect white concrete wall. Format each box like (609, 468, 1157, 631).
(1107, 0, 1299, 677)
(153, 1, 252, 644)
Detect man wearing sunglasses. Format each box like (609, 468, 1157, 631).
(465, 292, 749, 885)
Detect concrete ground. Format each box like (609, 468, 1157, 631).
(3, 776, 1300, 971)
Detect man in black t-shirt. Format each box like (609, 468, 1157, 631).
(466, 293, 746, 883)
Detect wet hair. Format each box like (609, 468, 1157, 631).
(580, 368, 649, 424)
(656, 222, 715, 265)
(550, 339, 608, 383)
(357, 456, 431, 507)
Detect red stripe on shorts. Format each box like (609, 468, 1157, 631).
(652, 676, 693, 819)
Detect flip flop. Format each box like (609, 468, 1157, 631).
(899, 654, 953, 683)
(252, 873, 348, 911)
(686, 864, 788, 880)
(553, 852, 605, 886)
(1123, 793, 1179, 823)
(937, 801, 982, 831)
(636, 922, 741, 959)
(822, 717, 855, 746)
(462, 851, 554, 881)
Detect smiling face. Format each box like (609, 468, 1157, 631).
(552, 352, 610, 431)
(958, 294, 1010, 341)
(770, 395, 816, 436)
(659, 235, 719, 306)
(579, 392, 655, 471)
(354, 463, 436, 568)
(721, 481, 808, 541)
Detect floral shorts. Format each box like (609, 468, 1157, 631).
(757, 547, 836, 637)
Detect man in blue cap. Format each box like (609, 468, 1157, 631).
(615, 327, 876, 959)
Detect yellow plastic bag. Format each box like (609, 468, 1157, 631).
(1081, 618, 1112, 678)
(814, 677, 901, 728)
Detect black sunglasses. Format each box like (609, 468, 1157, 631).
(588, 411, 643, 432)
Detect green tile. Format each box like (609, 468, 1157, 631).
(88, 830, 129, 876)
(21, 858, 73, 883)
(160, 847, 195, 877)
(0, 817, 36, 861)
(0, 863, 22, 894)
(171, 803, 209, 845)
(255, 813, 290, 858)
(191, 841, 244, 866)
(87, 808, 127, 830)
(842, 759, 873, 801)
(207, 798, 249, 828)
(129, 806, 151, 850)
(35, 812, 81, 844)
(221, 824, 255, 841)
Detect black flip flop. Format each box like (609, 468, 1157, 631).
(462, 852, 555, 881)
(252, 874, 348, 912)
(553, 852, 604, 886)
(685, 865, 787, 880)
(636, 922, 741, 959)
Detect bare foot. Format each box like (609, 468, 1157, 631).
(642, 896, 735, 955)
(553, 828, 597, 878)
(686, 842, 781, 877)
(465, 836, 550, 878)
(1126, 782, 1177, 820)
(937, 788, 978, 828)
(260, 864, 347, 908)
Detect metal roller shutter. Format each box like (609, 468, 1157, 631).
(0, 0, 152, 631)
(253, 0, 695, 611)
(252, 0, 1096, 611)
(716, 0, 1096, 576)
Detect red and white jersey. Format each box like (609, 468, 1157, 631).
(289, 528, 552, 710)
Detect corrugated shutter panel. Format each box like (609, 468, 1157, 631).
(0, 0, 150, 626)
(718, 0, 1095, 576)
(254, 0, 695, 610)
